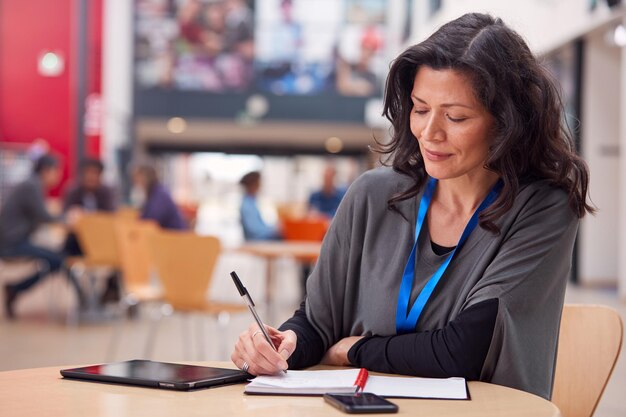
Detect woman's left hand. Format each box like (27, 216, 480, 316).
(321, 336, 364, 366)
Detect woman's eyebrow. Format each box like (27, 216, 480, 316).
(411, 94, 474, 109)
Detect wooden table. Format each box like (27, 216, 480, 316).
(0, 361, 561, 417)
(235, 241, 323, 321)
(237, 241, 323, 263)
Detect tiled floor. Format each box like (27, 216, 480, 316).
(1, 259, 624, 416)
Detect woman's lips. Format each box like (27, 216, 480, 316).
(423, 148, 453, 161)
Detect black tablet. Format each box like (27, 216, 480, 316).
(61, 359, 251, 390)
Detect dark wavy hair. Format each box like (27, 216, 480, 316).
(378, 13, 594, 232)
(133, 163, 160, 194)
(33, 154, 59, 175)
(79, 158, 104, 173)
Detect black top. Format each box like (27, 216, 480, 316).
(63, 183, 116, 212)
(430, 240, 456, 256)
(280, 298, 499, 379)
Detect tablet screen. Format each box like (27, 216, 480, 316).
(64, 360, 247, 384)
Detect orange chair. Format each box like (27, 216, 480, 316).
(282, 218, 329, 242)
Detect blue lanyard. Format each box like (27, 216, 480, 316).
(395, 177, 501, 334)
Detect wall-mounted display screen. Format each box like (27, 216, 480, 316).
(135, 0, 387, 98)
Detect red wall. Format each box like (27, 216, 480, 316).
(85, 0, 103, 158)
(0, 0, 102, 195)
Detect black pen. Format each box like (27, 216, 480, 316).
(230, 271, 287, 373)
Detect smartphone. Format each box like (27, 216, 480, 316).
(323, 393, 399, 414)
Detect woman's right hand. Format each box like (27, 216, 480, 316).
(231, 323, 297, 375)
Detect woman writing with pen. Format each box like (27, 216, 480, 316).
(231, 13, 593, 400)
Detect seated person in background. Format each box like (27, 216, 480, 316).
(0, 154, 85, 319)
(62, 158, 117, 256)
(231, 13, 593, 400)
(239, 171, 281, 241)
(308, 165, 345, 218)
(131, 163, 187, 230)
(63, 158, 119, 304)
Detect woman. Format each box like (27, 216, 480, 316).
(239, 171, 281, 241)
(231, 13, 593, 400)
(131, 163, 187, 230)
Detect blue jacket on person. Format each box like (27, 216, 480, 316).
(308, 188, 346, 218)
(240, 194, 280, 241)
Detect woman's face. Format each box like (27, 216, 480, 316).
(409, 66, 494, 181)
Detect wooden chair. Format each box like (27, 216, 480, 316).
(67, 213, 122, 321)
(552, 304, 623, 417)
(70, 212, 121, 269)
(114, 220, 161, 304)
(115, 206, 140, 220)
(106, 220, 162, 360)
(146, 231, 247, 359)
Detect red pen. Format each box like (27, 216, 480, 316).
(353, 368, 369, 393)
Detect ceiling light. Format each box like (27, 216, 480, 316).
(38, 51, 64, 77)
(167, 117, 187, 134)
(325, 137, 344, 154)
(246, 95, 269, 118)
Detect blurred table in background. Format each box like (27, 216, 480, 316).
(234, 241, 322, 322)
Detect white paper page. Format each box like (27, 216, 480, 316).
(364, 375, 467, 399)
(248, 369, 360, 389)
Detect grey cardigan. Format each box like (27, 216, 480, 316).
(304, 166, 578, 399)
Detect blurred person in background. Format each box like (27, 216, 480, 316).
(63, 158, 119, 304)
(308, 165, 346, 218)
(239, 171, 281, 241)
(62, 158, 117, 255)
(131, 163, 187, 230)
(336, 26, 383, 97)
(0, 154, 85, 319)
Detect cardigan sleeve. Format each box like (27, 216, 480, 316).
(279, 301, 326, 369)
(281, 298, 498, 378)
(459, 185, 579, 399)
(347, 298, 499, 379)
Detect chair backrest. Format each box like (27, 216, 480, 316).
(282, 218, 329, 242)
(115, 206, 140, 220)
(552, 304, 623, 417)
(115, 220, 158, 290)
(148, 231, 221, 311)
(74, 212, 121, 267)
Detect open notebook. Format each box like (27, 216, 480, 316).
(245, 369, 468, 400)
